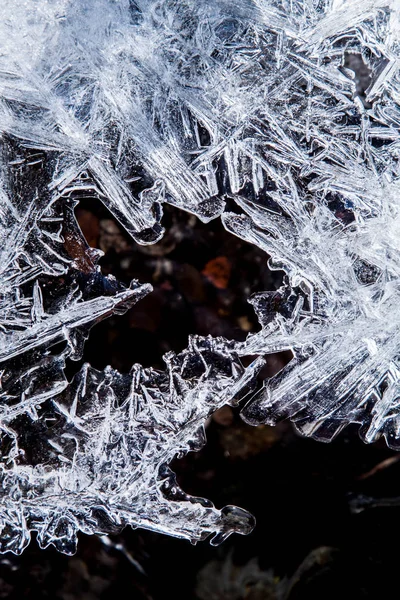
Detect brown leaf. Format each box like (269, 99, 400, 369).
(202, 256, 231, 289)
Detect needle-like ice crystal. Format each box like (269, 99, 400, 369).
(0, 0, 400, 553)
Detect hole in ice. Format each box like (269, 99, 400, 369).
(170, 405, 293, 520)
(73, 200, 283, 372)
(344, 52, 372, 108)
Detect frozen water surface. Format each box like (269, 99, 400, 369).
(0, 0, 400, 552)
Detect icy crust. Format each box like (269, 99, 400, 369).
(0, 338, 261, 555)
(1, 0, 400, 553)
(1, 0, 395, 236)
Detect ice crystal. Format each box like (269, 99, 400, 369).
(1, 0, 400, 553)
(0, 336, 259, 554)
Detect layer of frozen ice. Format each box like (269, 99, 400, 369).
(1, 0, 400, 552)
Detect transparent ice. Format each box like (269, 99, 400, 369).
(0, 0, 399, 553)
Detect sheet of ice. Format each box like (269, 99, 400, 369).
(1, 0, 400, 553)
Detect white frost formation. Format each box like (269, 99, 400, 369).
(0, 0, 399, 553)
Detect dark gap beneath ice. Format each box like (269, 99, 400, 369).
(168, 347, 293, 504)
(344, 52, 373, 109)
(69, 199, 285, 376)
(72, 198, 294, 507)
